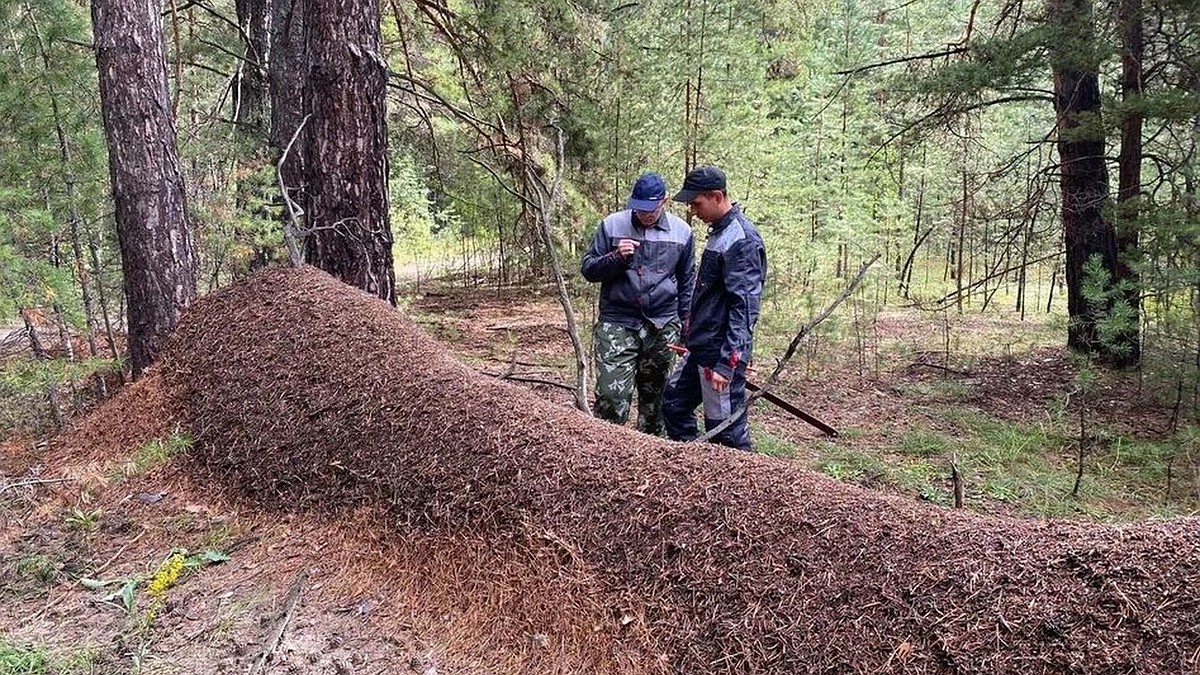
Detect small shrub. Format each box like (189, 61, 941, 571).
(64, 507, 101, 532)
(14, 554, 58, 584)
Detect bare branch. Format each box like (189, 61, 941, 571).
(833, 46, 969, 76)
(907, 250, 1061, 310)
(466, 156, 538, 209)
(482, 371, 577, 393)
(250, 570, 306, 675)
(0, 477, 72, 493)
(277, 114, 311, 266)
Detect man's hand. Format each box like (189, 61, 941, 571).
(708, 369, 730, 393)
(615, 238, 641, 259)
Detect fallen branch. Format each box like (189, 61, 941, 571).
(696, 254, 880, 444)
(249, 569, 306, 675)
(905, 362, 974, 378)
(0, 477, 73, 493)
(487, 356, 562, 369)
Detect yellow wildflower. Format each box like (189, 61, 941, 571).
(147, 552, 185, 599)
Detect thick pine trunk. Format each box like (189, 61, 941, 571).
(301, 0, 395, 304)
(91, 0, 197, 378)
(1048, 0, 1119, 358)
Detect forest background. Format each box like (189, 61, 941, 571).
(2, 0, 1200, 521)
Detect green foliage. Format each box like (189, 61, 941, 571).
(63, 507, 101, 532)
(896, 430, 955, 457)
(81, 547, 230, 619)
(911, 27, 1051, 102)
(14, 554, 58, 585)
(0, 356, 117, 437)
(0, 640, 49, 675)
(130, 433, 193, 473)
(0, 640, 100, 675)
(0, 0, 115, 326)
(754, 432, 802, 459)
(818, 445, 888, 485)
(1079, 253, 1138, 360)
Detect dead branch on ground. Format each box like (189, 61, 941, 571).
(250, 569, 307, 675)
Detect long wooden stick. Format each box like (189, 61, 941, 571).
(0, 477, 72, 493)
(744, 381, 838, 437)
(695, 254, 880, 445)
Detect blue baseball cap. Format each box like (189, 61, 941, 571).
(627, 173, 667, 211)
(672, 165, 727, 202)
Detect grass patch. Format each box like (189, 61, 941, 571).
(925, 411, 1196, 520)
(894, 461, 952, 506)
(14, 554, 58, 585)
(0, 640, 49, 675)
(801, 407, 1199, 520)
(0, 640, 103, 675)
(817, 446, 888, 486)
(130, 433, 192, 473)
(895, 430, 956, 458)
(901, 379, 974, 401)
(755, 432, 801, 459)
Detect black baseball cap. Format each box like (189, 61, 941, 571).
(672, 165, 727, 202)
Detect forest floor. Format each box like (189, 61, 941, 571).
(0, 275, 1193, 674)
(406, 278, 1191, 521)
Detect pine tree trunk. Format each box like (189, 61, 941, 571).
(235, 0, 271, 137)
(1048, 0, 1119, 358)
(270, 0, 303, 145)
(1114, 0, 1143, 366)
(301, 0, 395, 304)
(91, 0, 198, 379)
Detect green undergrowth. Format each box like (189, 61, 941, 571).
(0, 639, 103, 675)
(758, 411, 1199, 521)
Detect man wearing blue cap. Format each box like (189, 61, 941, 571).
(581, 173, 696, 434)
(662, 165, 767, 451)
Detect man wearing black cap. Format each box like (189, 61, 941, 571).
(662, 165, 767, 451)
(581, 172, 696, 435)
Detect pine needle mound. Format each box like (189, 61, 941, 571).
(162, 265, 1200, 674)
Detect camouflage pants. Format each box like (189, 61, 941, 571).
(593, 318, 681, 434)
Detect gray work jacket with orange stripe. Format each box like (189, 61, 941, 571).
(580, 210, 695, 330)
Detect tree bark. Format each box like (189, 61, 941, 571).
(1048, 0, 1119, 359)
(1113, 0, 1143, 366)
(301, 0, 395, 304)
(269, 0, 304, 167)
(235, 0, 271, 137)
(91, 0, 198, 379)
